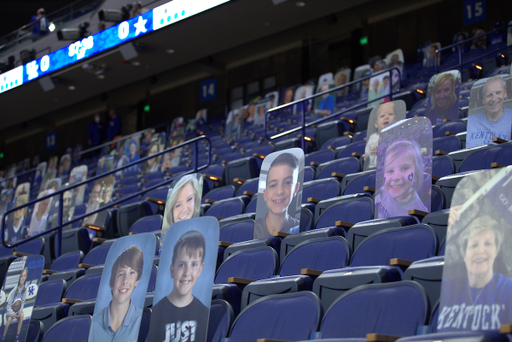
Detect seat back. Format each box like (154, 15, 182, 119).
(305, 149, 335, 167)
(459, 145, 512, 173)
(350, 224, 437, 267)
(433, 155, 455, 179)
(27, 320, 44, 342)
(335, 141, 366, 159)
(50, 250, 84, 272)
(203, 185, 236, 204)
(129, 214, 163, 234)
(235, 178, 259, 197)
(35, 279, 67, 306)
(301, 178, 340, 204)
(16, 237, 45, 256)
(205, 197, 245, 219)
(219, 220, 254, 244)
(320, 136, 351, 150)
(320, 281, 428, 338)
(82, 243, 112, 266)
(116, 201, 152, 236)
(64, 274, 102, 301)
(432, 120, 466, 138)
(315, 195, 373, 229)
(208, 299, 234, 342)
(142, 187, 169, 214)
(315, 158, 359, 180)
(215, 247, 278, 284)
(341, 170, 376, 195)
(60, 228, 91, 256)
(432, 135, 461, 154)
(41, 315, 92, 342)
(279, 236, 350, 277)
(229, 292, 321, 342)
(224, 157, 260, 189)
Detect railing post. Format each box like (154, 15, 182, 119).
(56, 192, 63, 258)
(301, 101, 306, 152)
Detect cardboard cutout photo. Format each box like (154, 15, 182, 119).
(0, 255, 44, 342)
(96, 155, 114, 176)
(424, 42, 441, 68)
(254, 148, 305, 239)
(264, 91, 279, 109)
(364, 100, 407, 171)
(14, 183, 29, 200)
(47, 157, 58, 173)
(507, 21, 512, 47)
(147, 217, 219, 342)
(375, 117, 432, 218)
(88, 233, 156, 342)
(425, 70, 461, 125)
(171, 117, 185, 136)
(225, 108, 244, 142)
(385, 49, 405, 65)
(68, 165, 88, 206)
(27, 190, 54, 238)
(58, 154, 72, 178)
(253, 98, 272, 126)
(4, 194, 28, 243)
(367, 73, 391, 108)
(195, 109, 208, 126)
(0, 189, 14, 218)
(44, 178, 61, 193)
(161, 174, 204, 245)
(293, 85, 314, 115)
(467, 75, 512, 148)
(165, 133, 186, 171)
(438, 168, 512, 332)
(144, 140, 164, 174)
(334, 69, 351, 98)
(313, 82, 336, 119)
(33, 162, 47, 190)
(83, 176, 115, 227)
(39, 171, 56, 195)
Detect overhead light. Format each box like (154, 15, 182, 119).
(48, 22, 56, 32)
(165, 49, 175, 54)
(97, 74, 105, 79)
(131, 61, 140, 66)
(68, 85, 76, 90)
(296, 1, 305, 7)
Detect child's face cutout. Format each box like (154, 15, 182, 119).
(171, 247, 204, 298)
(172, 182, 195, 222)
(384, 150, 416, 202)
(375, 103, 396, 133)
(263, 164, 299, 216)
(111, 265, 140, 306)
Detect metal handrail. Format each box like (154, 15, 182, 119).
(265, 67, 402, 151)
(1, 135, 212, 258)
(435, 23, 512, 74)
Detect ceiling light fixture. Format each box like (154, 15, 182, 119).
(165, 49, 175, 54)
(68, 85, 76, 90)
(296, 2, 305, 7)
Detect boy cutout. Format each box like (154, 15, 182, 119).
(365, 102, 397, 169)
(254, 153, 300, 239)
(147, 230, 208, 342)
(89, 245, 143, 342)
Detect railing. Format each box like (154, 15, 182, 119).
(265, 67, 402, 151)
(0, 0, 103, 57)
(435, 23, 512, 75)
(1, 135, 212, 258)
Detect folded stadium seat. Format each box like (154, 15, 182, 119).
(432, 135, 461, 155)
(345, 216, 419, 252)
(201, 164, 226, 189)
(26, 320, 44, 342)
(315, 157, 360, 180)
(411, 97, 428, 111)
(349, 224, 437, 277)
(447, 144, 492, 172)
(314, 121, 345, 150)
(116, 201, 152, 237)
(247, 144, 272, 158)
(396, 331, 502, 342)
(226, 292, 321, 342)
(119, 169, 139, 179)
(114, 183, 139, 198)
(140, 170, 163, 181)
(205, 197, 246, 219)
(70, 204, 87, 228)
(219, 219, 254, 244)
(140, 177, 165, 191)
(217, 151, 245, 165)
(63, 272, 102, 303)
(15, 237, 47, 262)
(32, 279, 68, 336)
(436, 171, 482, 207)
(224, 157, 260, 189)
(40, 315, 92, 342)
(459, 144, 512, 173)
(319, 135, 351, 150)
(142, 187, 169, 215)
(403, 256, 444, 309)
(432, 120, 466, 139)
(244, 194, 258, 213)
(215, 246, 279, 285)
(59, 228, 91, 256)
(314, 193, 374, 230)
(312, 281, 428, 340)
(406, 107, 426, 119)
(302, 178, 340, 212)
(352, 130, 366, 143)
(77, 243, 112, 268)
(305, 149, 335, 168)
(116, 175, 138, 187)
(273, 138, 301, 152)
(279, 236, 350, 277)
(432, 155, 455, 180)
(166, 163, 191, 177)
(421, 209, 449, 244)
(431, 184, 446, 212)
(458, 89, 471, 99)
(128, 215, 163, 235)
(304, 166, 315, 182)
(207, 299, 234, 342)
(279, 227, 345, 264)
(299, 206, 314, 233)
(202, 185, 236, 204)
(335, 141, 366, 159)
(44, 250, 84, 278)
(234, 178, 258, 197)
(341, 169, 376, 196)
(354, 107, 373, 132)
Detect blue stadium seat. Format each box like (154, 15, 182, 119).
(227, 292, 321, 342)
(432, 155, 455, 179)
(315, 157, 360, 180)
(219, 219, 254, 244)
(32, 279, 68, 335)
(432, 120, 466, 139)
(341, 170, 376, 196)
(235, 178, 259, 197)
(459, 144, 512, 173)
(207, 299, 234, 342)
(314, 194, 374, 230)
(142, 187, 169, 215)
(224, 157, 260, 189)
(403, 256, 444, 309)
(305, 149, 335, 167)
(302, 178, 340, 208)
(215, 247, 278, 285)
(203, 185, 236, 204)
(319, 136, 351, 151)
(335, 141, 366, 159)
(433, 136, 461, 155)
(205, 197, 246, 219)
(40, 315, 92, 342)
(128, 215, 163, 234)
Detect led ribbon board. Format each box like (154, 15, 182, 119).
(0, 0, 229, 94)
